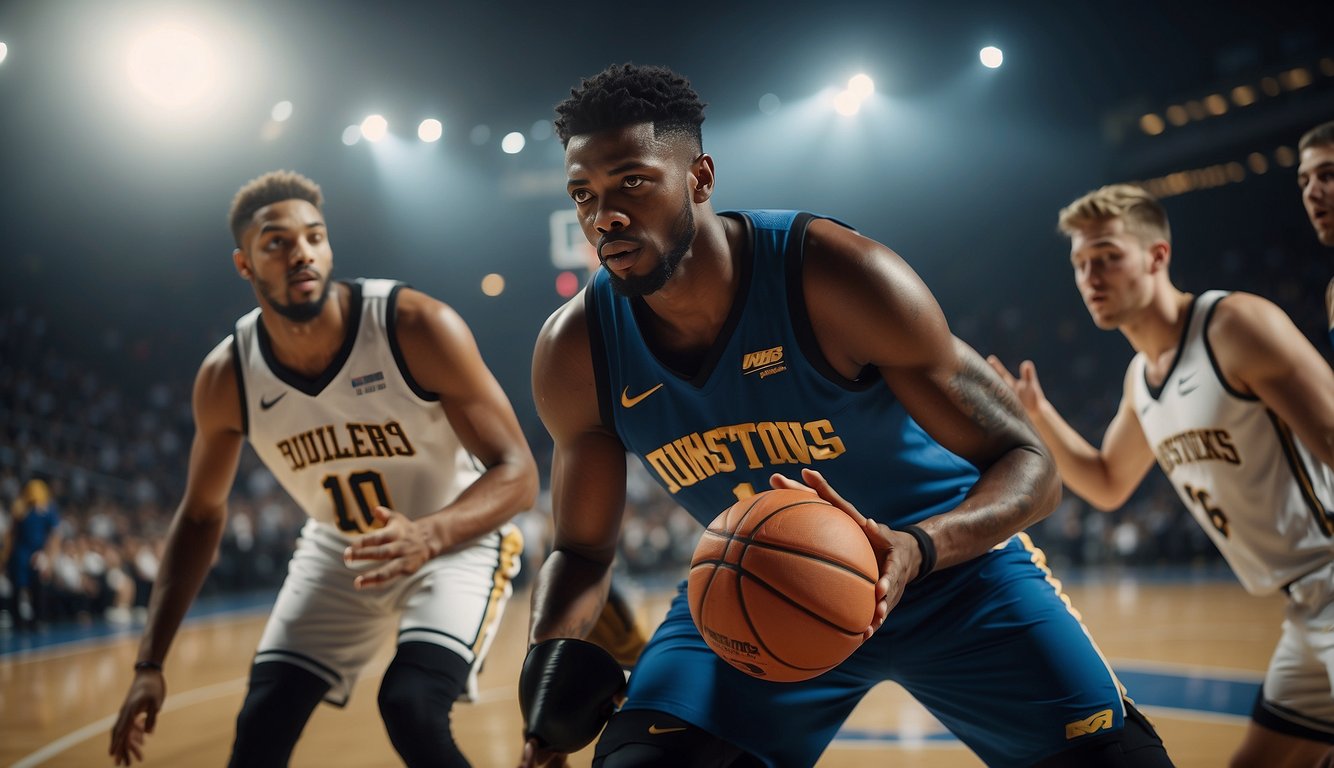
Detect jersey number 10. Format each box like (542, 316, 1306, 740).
(322, 471, 393, 533)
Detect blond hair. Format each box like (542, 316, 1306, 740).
(1057, 183, 1171, 246)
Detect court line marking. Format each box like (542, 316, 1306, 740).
(12, 677, 247, 768)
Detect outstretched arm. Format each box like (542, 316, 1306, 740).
(987, 356, 1157, 510)
(344, 289, 538, 589)
(109, 339, 246, 765)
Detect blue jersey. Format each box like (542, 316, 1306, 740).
(586, 209, 979, 528)
(583, 211, 1135, 767)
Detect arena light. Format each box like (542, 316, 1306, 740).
(360, 114, 388, 142)
(501, 131, 526, 154)
(848, 74, 875, 99)
(125, 22, 218, 110)
(481, 273, 506, 296)
(271, 101, 293, 122)
(341, 125, 361, 146)
(980, 46, 1004, 69)
(833, 90, 862, 116)
(418, 118, 443, 143)
(0, 42, 8, 66)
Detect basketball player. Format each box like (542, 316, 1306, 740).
(518, 64, 1172, 768)
(107, 171, 539, 767)
(988, 183, 1334, 768)
(1299, 120, 1334, 350)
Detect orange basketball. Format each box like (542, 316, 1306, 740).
(688, 488, 878, 682)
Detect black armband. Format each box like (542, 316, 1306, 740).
(900, 524, 937, 585)
(518, 638, 626, 753)
(134, 660, 163, 672)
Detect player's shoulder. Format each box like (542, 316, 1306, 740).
(537, 288, 589, 349)
(198, 335, 238, 383)
(388, 284, 469, 342)
(533, 288, 594, 383)
(1207, 290, 1292, 340)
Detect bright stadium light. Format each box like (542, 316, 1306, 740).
(271, 100, 293, 122)
(501, 131, 526, 154)
(980, 46, 1004, 69)
(342, 125, 362, 146)
(848, 74, 875, 99)
(360, 114, 388, 142)
(418, 118, 443, 142)
(833, 90, 862, 116)
(126, 22, 218, 109)
(0, 42, 8, 66)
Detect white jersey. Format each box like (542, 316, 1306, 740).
(232, 278, 478, 537)
(1131, 290, 1334, 595)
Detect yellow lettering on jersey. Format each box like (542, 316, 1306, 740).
(644, 419, 846, 494)
(1064, 709, 1113, 739)
(702, 429, 738, 473)
(383, 421, 416, 456)
(1155, 429, 1240, 474)
(326, 424, 354, 460)
(742, 345, 784, 373)
(275, 420, 417, 472)
(364, 423, 392, 457)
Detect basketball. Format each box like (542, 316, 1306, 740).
(688, 488, 878, 682)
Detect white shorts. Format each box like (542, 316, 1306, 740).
(254, 519, 523, 706)
(1262, 559, 1334, 734)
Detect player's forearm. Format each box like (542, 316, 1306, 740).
(527, 549, 613, 646)
(135, 508, 226, 665)
(915, 442, 1060, 572)
(425, 454, 538, 554)
(1029, 400, 1125, 510)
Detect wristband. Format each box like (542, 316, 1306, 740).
(134, 660, 163, 672)
(900, 524, 936, 585)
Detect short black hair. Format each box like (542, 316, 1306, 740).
(554, 63, 706, 149)
(228, 170, 323, 247)
(1299, 120, 1334, 152)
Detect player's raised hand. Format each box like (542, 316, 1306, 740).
(108, 669, 163, 765)
(343, 506, 437, 589)
(985, 356, 1047, 418)
(769, 468, 910, 638)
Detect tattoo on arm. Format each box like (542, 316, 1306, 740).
(948, 352, 1031, 439)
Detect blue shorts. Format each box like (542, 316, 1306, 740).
(620, 534, 1129, 767)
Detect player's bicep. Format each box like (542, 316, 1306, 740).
(533, 299, 628, 563)
(396, 292, 531, 467)
(180, 347, 246, 518)
(1219, 296, 1334, 467)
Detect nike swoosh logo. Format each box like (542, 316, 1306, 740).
(620, 383, 663, 409)
(648, 725, 687, 735)
(1178, 384, 1199, 396)
(260, 392, 288, 410)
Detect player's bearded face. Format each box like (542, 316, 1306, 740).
(257, 268, 332, 322)
(606, 190, 695, 298)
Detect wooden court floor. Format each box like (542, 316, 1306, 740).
(2, 577, 1284, 767)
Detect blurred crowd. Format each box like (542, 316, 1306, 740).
(1, 230, 1325, 630)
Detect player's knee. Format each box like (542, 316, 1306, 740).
(1034, 702, 1174, 768)
(378, 642, 470, 768)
